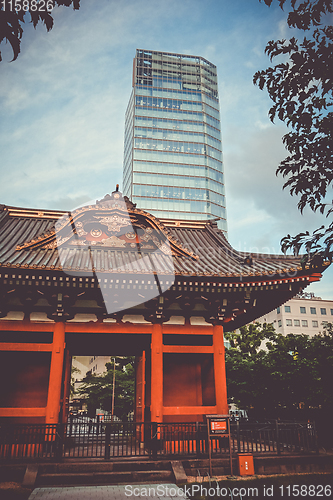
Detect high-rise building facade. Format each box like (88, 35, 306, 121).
(123, 49, 227, 235)
(256, 295, 333, 337)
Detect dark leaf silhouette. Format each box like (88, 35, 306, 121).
(225, 322, 333, 417)
(256, 0, 333, 260)
(0, 0, 81, 62)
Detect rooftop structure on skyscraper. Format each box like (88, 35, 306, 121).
(123, 49, 227, 235)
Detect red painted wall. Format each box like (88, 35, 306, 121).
(0, 352, 50, 423)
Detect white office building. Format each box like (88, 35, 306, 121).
(88, 356, 112, 376)
(257, 294, 333, 336)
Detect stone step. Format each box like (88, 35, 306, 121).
(37, 469, 174, 486)
(39, 460, 173, 474)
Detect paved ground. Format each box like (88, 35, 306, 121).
(28, 484, 187, 500)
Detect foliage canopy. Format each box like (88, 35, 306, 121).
(255, 0, 333, 261)
(0, 0, 80, 62)
(77, 356, 135, 420)
(225, 322, 333, 417)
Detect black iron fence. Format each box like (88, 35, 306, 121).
(0, 420, 318, 461)
(0, 424, 61, 461)
(235, 421, 318, 455)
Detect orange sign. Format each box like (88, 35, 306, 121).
(211, 420, 227, 432)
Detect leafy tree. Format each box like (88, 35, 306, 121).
(225, 323, 276, 414)
(225, 322, 333, 418)
(77, 356, 135, 420)
(254, 0, 333, 261)
(0, 0, 81, 62)
(70, 359, 81, 397)
(307, 323, 333, 409)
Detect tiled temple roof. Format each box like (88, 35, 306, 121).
(0, 200, 307, 280)
(0, 193, 329, 327)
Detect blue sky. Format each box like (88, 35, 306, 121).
(0, 0, 332, 298)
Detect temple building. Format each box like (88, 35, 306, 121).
(0, 190, 328, 425)
(123, 49, 227, 235)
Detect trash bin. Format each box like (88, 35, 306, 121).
(238, 454, 254, 475)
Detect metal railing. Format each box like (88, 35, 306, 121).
(234, 421, 318, 455)
(0, 420, 318, 461)
(0, 424, 61, 461)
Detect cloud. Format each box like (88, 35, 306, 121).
(224, 124, 328, 251)
(50, 194, 92, 211)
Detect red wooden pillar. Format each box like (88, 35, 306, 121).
(45, 322, 65, 424)
(213, 324, 228, 415)
(135, 351, 146, 422)
(61, 350, 72, 424)
(150, 323, 163, 422)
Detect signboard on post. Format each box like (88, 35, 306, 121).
(206, 415, 233, 476)
(210, 419, 228, 433)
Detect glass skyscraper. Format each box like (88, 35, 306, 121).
(123, 49, 227, 235)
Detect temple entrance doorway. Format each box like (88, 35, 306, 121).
(66, 331, 151, 424)
(61, 331, 149, 459)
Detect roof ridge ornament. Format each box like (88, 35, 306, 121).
(16, 191, 198, 261)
